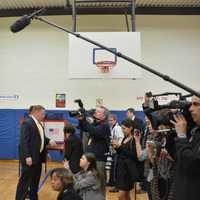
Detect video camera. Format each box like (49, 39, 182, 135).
(143, 92, 195, 132)
(68, 99, 84, 118)
(68, 99, 95, 118)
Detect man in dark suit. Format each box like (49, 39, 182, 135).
(63, 124, 83, 174)
(126, 108, 145, 131)
(16, 105, 56, 200)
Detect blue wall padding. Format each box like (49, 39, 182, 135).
(0, 109, 144, 161)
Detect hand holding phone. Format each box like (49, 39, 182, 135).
(133, 129, 141, 143)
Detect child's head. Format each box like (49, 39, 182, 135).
(50, 168, 74, 192)
(80, 152, 97, 171)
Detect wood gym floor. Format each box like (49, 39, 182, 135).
(0, 160, 148, 200)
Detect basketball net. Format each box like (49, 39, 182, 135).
(96, 61, 116, 73)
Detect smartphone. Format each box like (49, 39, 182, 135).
(134, 129, 141, 136)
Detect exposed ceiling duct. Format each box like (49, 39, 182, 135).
(1, 0, 200, 10)
(0, 0, 200, 17)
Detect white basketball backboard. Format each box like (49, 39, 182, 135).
(68, 32, 142, 79)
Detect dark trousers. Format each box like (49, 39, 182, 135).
(15, 163, 42, 200)
(109, 153, 118, 186)
(96, 161, 106, 196)
(139, 177, 147, 191)
(146, 181, 152, 200)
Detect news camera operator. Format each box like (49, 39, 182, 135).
(170, 94, 200, 200)
(76, 106, 111, 196)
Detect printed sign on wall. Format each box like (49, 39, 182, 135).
(44, 120, 65, 142)
(0, 95, 19, 101)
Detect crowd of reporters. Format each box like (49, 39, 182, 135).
(61, 93, 200, 200)
(16, 93, 200, 200)
(64, 105, 147, 200)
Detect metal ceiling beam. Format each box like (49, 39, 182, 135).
(72, 0, 77, 32)
(1, 6, 200, 17)
(136, 6, 200, 15)
(124, 11, 130, 32)
(131, 0, 135, 32)
(66, 0, 70, 7)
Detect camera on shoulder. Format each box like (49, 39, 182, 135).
(143, 92, 194, 132)
(68, 99, 95, 119)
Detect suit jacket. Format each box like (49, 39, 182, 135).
(79, 119, 111, 161)
(132, 117, 145, 132)
(19, 117, 50, 164)
(64, 134, 83, 173)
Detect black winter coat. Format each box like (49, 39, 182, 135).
(174, 126, 200, 200)
(64, 134, 83, 173)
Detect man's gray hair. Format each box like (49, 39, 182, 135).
(100, 106, 110, 120)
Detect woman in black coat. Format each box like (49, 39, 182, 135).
(50, 168, 82, 200)
(112, 119, 142, 200)
(63, 125, 83, 174)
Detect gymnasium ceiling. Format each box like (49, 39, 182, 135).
(0, 0, 200, 17)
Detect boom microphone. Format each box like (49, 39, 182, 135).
(10, 15, 31, 33)
(10, 8, 46, 33)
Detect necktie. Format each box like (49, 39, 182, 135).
(37, 122, 44, 152)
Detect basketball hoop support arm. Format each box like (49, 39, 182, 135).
(34, 15, 200, 97)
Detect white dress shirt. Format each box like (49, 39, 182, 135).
(111, 122, 124, 144)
